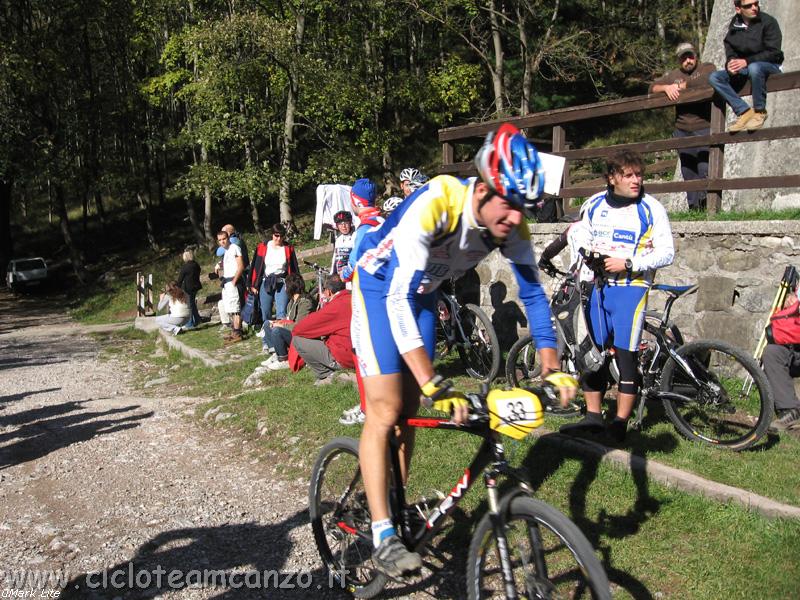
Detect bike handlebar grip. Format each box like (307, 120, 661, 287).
(420, 374, 453, 408)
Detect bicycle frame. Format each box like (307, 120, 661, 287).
(385, 412, 532, 597)
(437, 292, 465, 352)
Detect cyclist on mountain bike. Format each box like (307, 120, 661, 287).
(351, 123, 576, 578)
(561, 150, 674, 443)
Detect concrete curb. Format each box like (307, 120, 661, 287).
(531, 429, 800, 520)
(134, 316, 223, 368)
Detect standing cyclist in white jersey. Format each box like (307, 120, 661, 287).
(351, 124, 577, 578)
(561, 150, 674, 443)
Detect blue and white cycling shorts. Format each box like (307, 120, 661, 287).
(587, 285, 649, 352)
(351, 267, 437, 377)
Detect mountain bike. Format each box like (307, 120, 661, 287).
(507, 264, 774, 450)
(309, 384, 611, 599)
(435, 283, 500, 382)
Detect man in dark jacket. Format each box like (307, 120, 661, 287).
(291, 274, 355, 385)
(650, 42, 716, 210)
(708, 0, 783, 132)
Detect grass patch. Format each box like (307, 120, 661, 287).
(100, 329, 800, 599)
(670, 208, 800, 221)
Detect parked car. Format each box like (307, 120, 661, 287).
(6, 257, 48, 291)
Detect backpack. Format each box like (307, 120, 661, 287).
(551, 275, 606, 374)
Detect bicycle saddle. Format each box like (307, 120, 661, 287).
(652, 283, 698, 298)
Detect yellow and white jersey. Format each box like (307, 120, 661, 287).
(354, 175, 555, 356)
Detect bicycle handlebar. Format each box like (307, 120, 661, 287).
(302, 259, 327, 274)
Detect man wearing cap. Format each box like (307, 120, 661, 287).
(650, 43, 716, 210)
(708, 0, 783, 132)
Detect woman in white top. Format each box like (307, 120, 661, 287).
(249, 223, 299, 323)
(155, 281, 191, 335)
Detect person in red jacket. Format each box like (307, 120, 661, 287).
(291, 273, 354, 385)
(764, 289, 800, 431)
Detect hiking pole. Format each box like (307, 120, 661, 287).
(744, 265, 798, 394)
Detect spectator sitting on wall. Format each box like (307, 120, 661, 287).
(708, 0, 783, 132)
(290, 273, 354, 385)
(156, 281, 191, 335)
(260, 273, 314, 370)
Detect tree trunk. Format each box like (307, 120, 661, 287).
(94, 191, 106, 226)
(487, 0, 505, 116)
(201, 143, 214, 248)
(517, 5, 530, 116)
(54, 184, 87, 284)
(0, 179, 13, 272)
(243, 128, 263, 237)
(278, 10, 306, 225)
(185, 194, 206, 246)
(136, 191, 159, 252)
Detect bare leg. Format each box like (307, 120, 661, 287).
(584, 390, 603, 414)
(395, 372, 421, 486)
(359, 373, 404, 522)
(616, 392, 636, 419)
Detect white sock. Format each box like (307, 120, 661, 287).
(371, 519, 395, 548)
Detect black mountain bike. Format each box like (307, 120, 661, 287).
(309, 384, 611, 599)
(435, 284, 500, 382)
(507, 266, 774, 451)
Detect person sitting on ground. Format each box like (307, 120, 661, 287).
(708, 0, 783, 132)
(155, 281, 191, 335)
(216, 230, 246, 344)
(249, 223, 299, 324)
(763, 289, 800, 431)
(260, 273, 314, 370)
(177, 249, 202, 329)
(290, 273, 355, 385)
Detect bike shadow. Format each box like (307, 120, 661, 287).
(520, 421, 679, 600)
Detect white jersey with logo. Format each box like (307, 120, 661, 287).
(571, 191, 674, 287)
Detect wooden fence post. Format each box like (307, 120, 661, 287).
(147, 274, 154, 315)
(552, 125, 567, 217)
(707, 97, 726, 214)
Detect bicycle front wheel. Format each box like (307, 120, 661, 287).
(456, 303, 501, 382)
(467, 495, 610, 600)
(309, 437, 388, 598)
(660, 340, 774, 451)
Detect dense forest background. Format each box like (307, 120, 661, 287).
(0, 0, 711, 282)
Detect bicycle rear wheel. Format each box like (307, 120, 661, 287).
(309, 437, 388, 598)
(456, 303, 501, 382)
(660, 340, 774, 451)
(467, 495, 610, 600)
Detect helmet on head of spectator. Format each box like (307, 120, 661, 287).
(350, 178, 377, 209)
(334, 210, 352, 224)
(382, 196, 403, 214)
(473, 123, 544, 212)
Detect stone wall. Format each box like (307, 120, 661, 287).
(471, 221, 800, 354)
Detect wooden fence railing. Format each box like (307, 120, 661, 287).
(136, 272, 154, 316)
(439, 71, 800, 214)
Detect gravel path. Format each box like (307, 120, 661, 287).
(0, 292, 461, 600)
(0, 291, 360, 599)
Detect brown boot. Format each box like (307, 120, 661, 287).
(746, 110, 768, 131)
(728, 108, 755, 132)
(223, 331, 243, 345)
